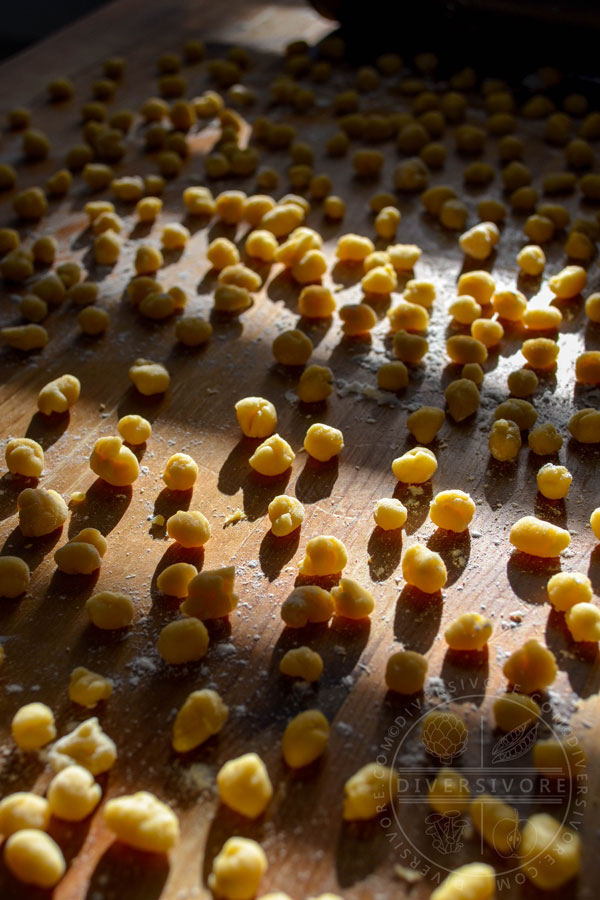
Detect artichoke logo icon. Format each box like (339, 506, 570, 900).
(421, 710, 468, 761)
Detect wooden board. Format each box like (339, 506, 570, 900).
(0, 1, 599, 898)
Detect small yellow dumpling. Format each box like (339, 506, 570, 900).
(547, 572, 592, 611)
(281, 586, 334, 627)
(235, 397, 277, 438)
(249, 434, 295, 476)
(330, 578, 374, 619)
(445, 613, 493, 651)
(5, 437, 44, 478)
(298, 285, 336, 318)
(279, 647, 323, 682)
(297, 365, 333, 402)
(104, 791, 179, 853)
(0, 556, 30, 598)
(406, 407, 444, 443)
(90, 436, 139, 486)
(298, 535, 347, 576)
(48, 717, 116, 774)
(385, 650, 428, 694)
(494, 692, 540, 732)
(172, 689, 228, 752)
(181, 566, 238, 619)
(377, 361, 409, 391)
(209, 837, 267, 900)
(520, 814, 581, 890)
(428, 767, 470, 815)
(533, 737, 587, 780)
(565, 603, 600, 642)
(402, 544, 447, 593)
(536, 463, 572, 499)
(162, 452, 198, 490)
(68, 666, 112, 707)
(282, 709, 329, 768)
(336, 233, 374, 262)
(343, 763, 398, 820)
(569, 408, 600, 443)
(166, 510, 211, 547)
(37, 374, 80, 416)
(17, 488, 68, 537)
(118, 414, 151, 445)
(303, 423, 343, 462)
(470, 793, 520, 855)
(4, 830, 65, 888)
(361, 265, 397, 295)
(392, 447, 437, 483)
(156, 562, 198, 598)
(548, 264, 586, 299)
(55, 528, 107, 575)
(47, 765, 102, 821)
(373, 498, 407, 530)
(429, 489, 475, 532)
(129, 358, 170, 395)
(0, 792, 50, 835)
(489, 419, 521, 461)
(431, 864, 495, 900)
(157, 618, 209, 664)
(86, 591, 134, 630)
(272, 329, 313, 366)
(207, 237, 240, 270)
(11, 703, 56, 751)
(509, 516, 570, 557)
(175, 315, 212, 346)
(503, 639, 557, 693)
(217, 753, 272, 818)
(267, 495, 305, 536)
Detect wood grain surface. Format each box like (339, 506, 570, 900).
(0, 1, 599, 898)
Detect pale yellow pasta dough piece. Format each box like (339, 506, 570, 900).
(162, 452, 198, 490)
(12, 703, 56, 751)
(5, 437, 44, 477)
(330, 578, 374, 618)
(249, 434, 295, 476)
(166, 510, 211, 547)
(4, 830, 65, 888)
(90, 436, 139, 486)
(17, 488, 68, 536)
(0, 556, 30, 598)
(47, 766, 102, 821)
(68, 666, 112, 707)
(104, 791, 179, 852)
(181, 566, 238, 619)
(157, 562, 198, 598)
(235, 397, 277, 438)
(0, 792, 50, 835)
(86, 591, 133, 629)
(282, 709, 329, 768)
(129, 358, 170, 395)
(208, 837, 267, 900)
(172, 689, 229, 752)
(343, 763, 398, 820)
(298, 535, 347, 575)
(217, 753, 273, 818)
(267, 495, 304, 536)
(118, 414, 151, 445)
